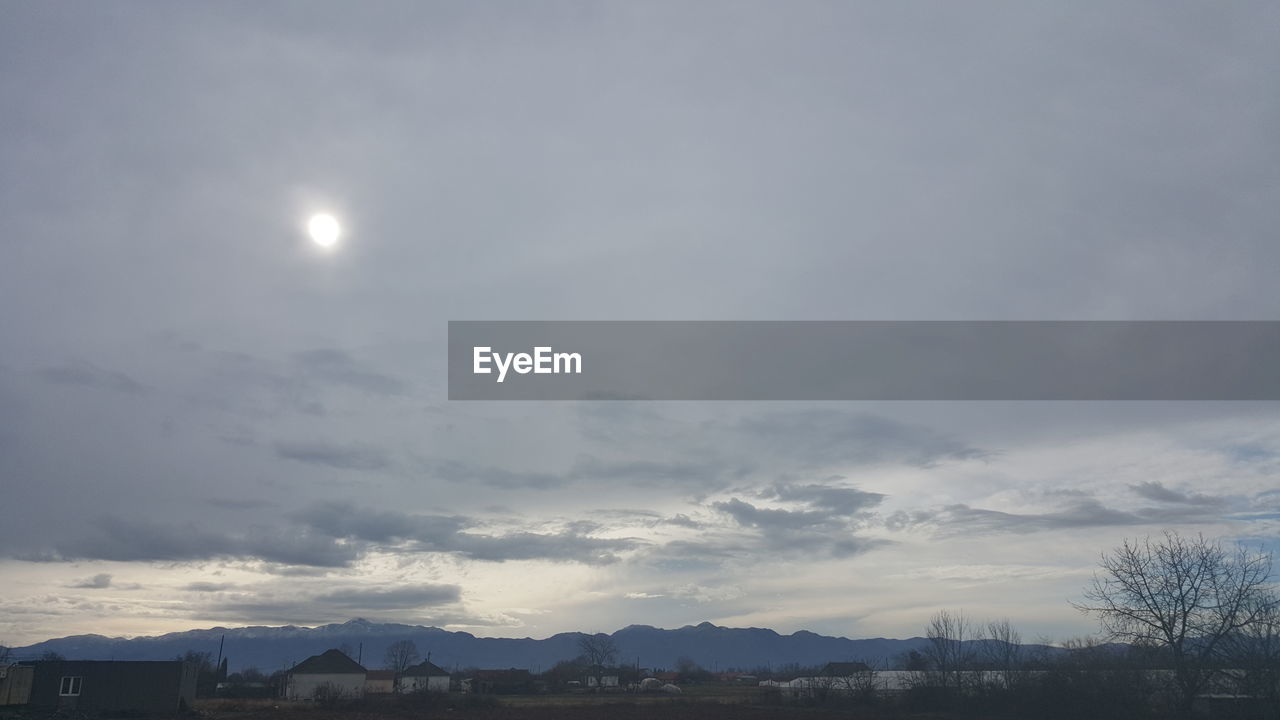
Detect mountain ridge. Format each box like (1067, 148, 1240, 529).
(6, 619, 1010, 672)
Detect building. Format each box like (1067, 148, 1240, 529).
(285, 649, 366, 700)
(400, 660, 450, 693)
(585, 674, 619, 687)
(22, 660, 195, 713)
(364, 670, 396, 694)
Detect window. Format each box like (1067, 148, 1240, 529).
(59, 676, 82, 696)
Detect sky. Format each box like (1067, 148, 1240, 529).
(2, 1, 1279, 648)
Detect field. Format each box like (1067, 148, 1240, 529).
(192, 691, 891, 720)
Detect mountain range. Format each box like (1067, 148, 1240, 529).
(8, 619, 1050, 673)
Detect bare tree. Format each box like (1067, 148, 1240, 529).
(923, 609, 975, 694)
(1225, 590, 1280, 717)
(383, 640, 421, 683)
(1075, 531, 1274, 718)
(577, 634, 618, 690)
(982, 618, 1023, 691)
(833, 659, 882, 704)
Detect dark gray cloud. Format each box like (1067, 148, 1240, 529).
(184, 582, 235, 592)
(292, 348, 406, 396)
(661, 514, 704, 529)
(419, 458, 565, 490)
(37, 517, 363, 567)
(69, 573, 113, 589)
(446, 531, 637, 566)
(314, 585, 461, 609)
(714, 498, 833, 531)
(570, 455, 735, 488)
(296, 503, 640, 565)
(296, 502, 468, 545)
(274, 441, 392, 471)
(758, 481, 885, 516)
(894, 497, 1225, 536)
(1129, 481, 1225, 507)
(38, 362, 147, 395)
(734, 411, 987, 467)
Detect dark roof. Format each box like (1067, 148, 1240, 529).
(366, 670, 396, 681)
(820, 661, 869, 676)
(403, 660, 448, 677)
(291, 649, 366, 675)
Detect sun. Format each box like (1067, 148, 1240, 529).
(307, 213, 341, 249)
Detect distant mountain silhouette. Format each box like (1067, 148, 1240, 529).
(9, 619, 1063, 672)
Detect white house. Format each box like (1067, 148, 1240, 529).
(286, 649, 367, 700)
(399, 660, 450, 693)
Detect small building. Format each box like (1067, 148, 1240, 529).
(23, 660, 195, 713)
(400, 660, 450, 693)
(585, 674, 619, 687)
(364, 670, 396, 694)
(286, 649, 366, 700)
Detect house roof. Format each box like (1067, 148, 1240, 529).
(290, 649, 366, 675)
(403, 660, 448, 677)
(366, 670, 396, 682)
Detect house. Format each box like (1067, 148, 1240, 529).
(22, 660, 196, 713)
(285, 649, 366, 700)
(400, 660, 450, 693)
(364, 670, 396, 694)
(585, 674, 619, 687)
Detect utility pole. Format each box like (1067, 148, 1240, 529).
(215, 635, 225, 679)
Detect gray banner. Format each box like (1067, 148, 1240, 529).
(447, 321, 1280, 400)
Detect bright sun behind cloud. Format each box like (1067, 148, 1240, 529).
(307, 213, 341, 249)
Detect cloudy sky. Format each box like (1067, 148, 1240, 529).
(2, 2, 1279, 647)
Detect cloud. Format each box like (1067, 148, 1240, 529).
(894, 496, 1226, 536)
(297, 503, 642, 565)
(758, 481, 885, 516)
(275, 441, 392, 471)
(714, 498, 833, 531)
(662, 514, 704, 529)
(734, 410, 987, 467)
(445, 531, 638, 566)
(38, 362, 147, 395)
(292, 348, 407, 396)
(39, 517, 364, 567)
(314, 584, 461, 609)
(69, 573, 113, 589)
(184, 582, 235, 592)
(571, 455, 734, 488)
(295, 503, 467, 545)
(1129, 481, 1225, 507)
(420, 458, 566, 489)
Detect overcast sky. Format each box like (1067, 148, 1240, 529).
(2, 1, 1279, 647)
